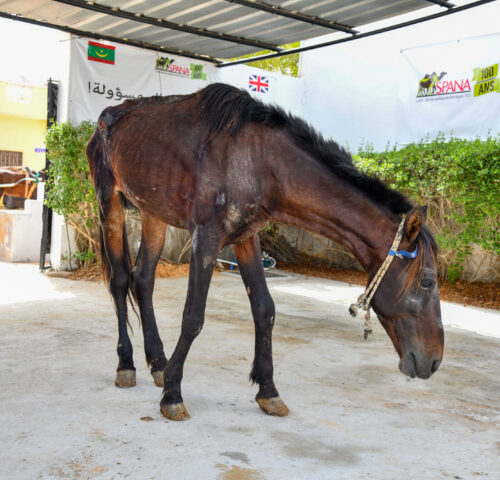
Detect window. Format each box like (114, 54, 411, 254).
(0, 150, 23, 167)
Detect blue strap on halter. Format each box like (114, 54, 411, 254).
(389, 245, 418, 259)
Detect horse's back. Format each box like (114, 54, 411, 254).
(89, 90, 278, 231)
(90, 94, 205, 226)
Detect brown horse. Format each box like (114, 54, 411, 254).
(87, 83, 444, 421)
(0, 167, 42, 205)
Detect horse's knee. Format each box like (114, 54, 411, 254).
(181, 313, 204, 342)
(253, 296, 275, 329)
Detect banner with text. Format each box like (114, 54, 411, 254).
(68, 37, 219, 123)
(397, 33, 500, 143)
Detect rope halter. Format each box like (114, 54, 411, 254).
(349, 215, 418, 340)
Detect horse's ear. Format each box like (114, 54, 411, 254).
(404, 206, 427, 244)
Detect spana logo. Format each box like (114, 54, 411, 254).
(155, 57, 207, 80)
(472, 63, 500, 97)
(417, 71, 471, 98)
(155, 57, 190, 77)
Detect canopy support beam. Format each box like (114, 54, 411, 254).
(218, 0, 494, 68)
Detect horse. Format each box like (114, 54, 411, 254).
(86, 83, 444, 421)
(0, 166, 43, 206)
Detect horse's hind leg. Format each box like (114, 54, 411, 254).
(133, 213, 168, 387)
(99, 192, 136, 387)
(160, 224, 220, 421)
(233, 236, 289, 417)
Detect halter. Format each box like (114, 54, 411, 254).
(349, 215, 418, 339)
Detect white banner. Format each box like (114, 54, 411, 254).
(68, 37, 219, 123)
(219, 65, 305, 118)
(397, 33, 500, 143)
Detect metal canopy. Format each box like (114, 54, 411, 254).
(0, 0, 492, 64)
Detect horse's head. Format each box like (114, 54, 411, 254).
(371, 206, 444, 379)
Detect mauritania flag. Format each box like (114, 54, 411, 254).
(88, 41, 115, 65)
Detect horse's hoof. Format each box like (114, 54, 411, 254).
(160, 402, 191, 421)
(115, 369, 136, 388)
(256, 397, 290, 417)
(151, 370, 164, 387)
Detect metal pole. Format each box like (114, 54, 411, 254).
(39, 79, 58, 271)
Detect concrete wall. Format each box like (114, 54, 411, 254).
(0, 82, 48, 170)
(49, 213, 78, 271)
(0, 197, 43, 262)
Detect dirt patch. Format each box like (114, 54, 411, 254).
(216, 464, 264, 480)
(155, 261, 190, 278)
(67, 264, 103, 282)
(277, 260, 500, 311)
(67, 260, 190, 283)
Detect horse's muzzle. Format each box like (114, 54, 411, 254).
(399, 352, 442, 379)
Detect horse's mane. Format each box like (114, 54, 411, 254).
(197, 83, 438, 290)
(197, 83, 413, 218)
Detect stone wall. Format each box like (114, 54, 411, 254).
(123, 217, 499, 283)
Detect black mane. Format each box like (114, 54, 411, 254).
(198, 83, 413, 217)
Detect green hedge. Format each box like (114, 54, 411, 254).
(45, 121, 97, 265)
(355, 134, 500, 282)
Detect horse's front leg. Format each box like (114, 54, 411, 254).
(133, 214, 168, 387)
(160, 224, 220, 421)
(233, 236, 289, 417)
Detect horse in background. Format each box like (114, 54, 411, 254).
(0, 166, 44, 208)
(87, 83, 444, 421)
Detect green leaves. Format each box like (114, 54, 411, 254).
(45, 121, 98, 265)
(355, 134, 500, 281)
(45, 120, 96, 216)
(231, 42, 300, 77)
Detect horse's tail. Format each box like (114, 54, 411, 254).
(86, 127, 138, 322)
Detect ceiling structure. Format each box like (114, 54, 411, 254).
(0, 0, 493, 65)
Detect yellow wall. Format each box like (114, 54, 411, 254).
(0, 82, 47, 120)
(0, 115, 47, 170)
(0, 82, 47, 170)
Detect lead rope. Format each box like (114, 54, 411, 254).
(349, 216, 407, 339)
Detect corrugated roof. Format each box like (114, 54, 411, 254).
(0, 1, 486, 63)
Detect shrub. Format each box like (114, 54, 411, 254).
(44, 120, 97, 267)
(230, 42, 300, 77)
(355, 134, 500, 282)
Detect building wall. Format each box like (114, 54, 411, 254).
(0, 115, 46, 170)
(0, 82, 47, 170)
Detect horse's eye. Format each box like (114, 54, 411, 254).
(421, 279, 434, 289)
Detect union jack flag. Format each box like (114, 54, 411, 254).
(249, 75, 269, 93)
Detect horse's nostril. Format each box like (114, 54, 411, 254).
(405, 352, 417, 378)
(409, 352, 417, 365)
(431, 358, 441, 373)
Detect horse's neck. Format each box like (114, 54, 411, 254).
(271, 156, 398, 273)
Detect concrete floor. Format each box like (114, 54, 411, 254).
(0, 263, 499, 480)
